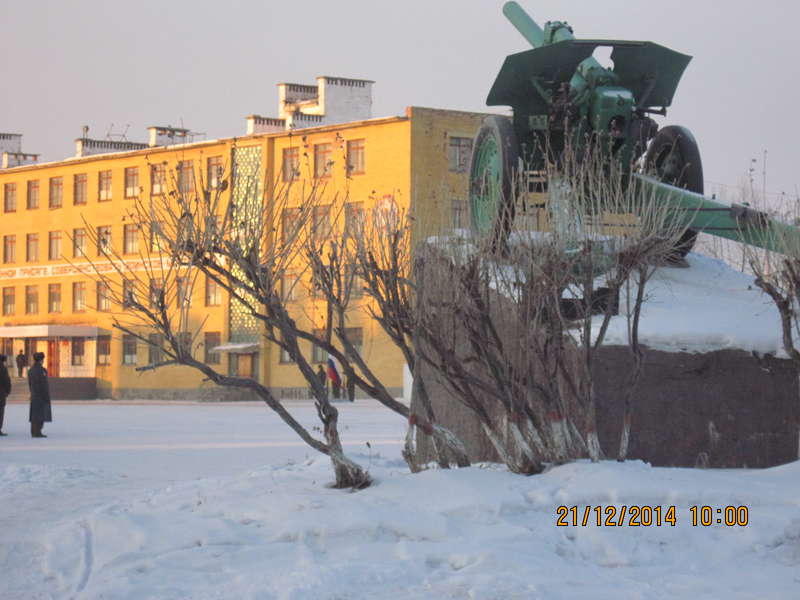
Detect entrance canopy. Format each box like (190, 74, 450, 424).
(0, 324, 99, 338)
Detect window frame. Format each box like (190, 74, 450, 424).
(3, 235, 16, 264)
(4, 182, 17, 213)
(313, 143, 333, 179)
(48, 231, 62, 261)
(346, 139, 366, 175)
(203, 331, 221, 364)
(26, 233, 39, 263)
(122, 334, 137, 365)
(48, 283, 61, 313)
(96, 335, 111, 366)
(98, 170, 113, 202)
(71, 337, 85, 366)
(207, 156, 223, 189)
(73, 173, 87, 206)
(123, 223, 139, 255)
(72, 281, 87, 313)
(2, 287, 15, 316)
(26, 180, 39, 210)
(25, 284, 38, 315)
(282, 147, 300, 182)
(448, 136, 473, 173)
(72, 227, 87, 258)
(124, 167, 139, 199)
(48, 176, 63, 209)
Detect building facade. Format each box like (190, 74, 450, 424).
(0, 88, 489, 399)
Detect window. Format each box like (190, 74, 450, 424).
(123, 224, 138, 254)
(150, 221, 163, 252)
(451, 199, 466, 229)
(122, 279, 135, 308)
(176, 277, 191, 307)
(72, 282, 87, 312)
(71, 338, 85, 366)
(151, 163, 166, 195)
(97, 226, 112, 256)
(204, 332, 221, 364)
(177, 160, 194, 195)
(122, 279, 136, 308)
(72, 228, 87, 258)
(207, 156, 223, 189)
(27, 180, 39, 209)
(149, 280, 163, 309)
(312, 205, 331, 240)
(97, 335, 111, 366)
(344, 202, 365, 237)
(343, 327, 363, 354)
(25, 285, 38, 314)
(48, 231, 62, 260)
(73, 173, 87, 205)
(282, 147, 299, 182)
(122, 334, 137, 365)
(96, 281, 111, 312)
(26, 233, 39, 262)
(314, 143, 332, 178)
(281, 271, 298, 302)
(3, 235, 16, 263)
(2, 287, 15, 316)
(448, 137, 473, 173)
(373, 195, 399, 232)
(205, 276, 221, 306)
(124, 167, 139, 198)
(148, 333, 163, 365)
(4, 183, 17, 212)
(49, 177, 63, 208)
(312, 329, 327, 364)
(346, 264, 363, 299)
(98, 170, 112, 201)
(48, 283, 61, 313)
(346, 139, 365, 175)
(177, 331, 192, 356)
(279, 336, 294, 364)
(281, 207, 301, 243)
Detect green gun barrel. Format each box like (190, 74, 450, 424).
(502, 1, 547, 47)
(634, 174, 799, 254)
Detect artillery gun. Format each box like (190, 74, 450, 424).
(470, 1, 791, 257)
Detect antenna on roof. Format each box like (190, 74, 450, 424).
(105, 123, 132, 142)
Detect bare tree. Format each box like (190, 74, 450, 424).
(365, 143, 691, 473)
(744, 198, 800, 369)
(324, 212, 471, 470)
(83, 152, 371, 489)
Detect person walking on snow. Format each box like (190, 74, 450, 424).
(15, 349, 27, 378)
(28, 352, 51, 438)
(0, 354, 10, 436)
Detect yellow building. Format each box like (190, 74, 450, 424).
(0, 79, 490, 400)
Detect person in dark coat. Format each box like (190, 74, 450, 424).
(0, 354, 10, 436)
(16, 349, 28, 378)
(28, 352, 51, 438)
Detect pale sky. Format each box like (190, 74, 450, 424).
(1, 0, 797, 203)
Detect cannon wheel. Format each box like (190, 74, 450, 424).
(644, 125, 704, 259)
(469, 115, 519, 251)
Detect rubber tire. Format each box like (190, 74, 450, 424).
(469, 115, 519, 252)
(644, 125, 704, 259)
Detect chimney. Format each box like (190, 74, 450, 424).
(0, 133, 39, 169)
(245, 115, 286, 135)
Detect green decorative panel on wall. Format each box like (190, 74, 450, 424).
(229, 145, 262, 345)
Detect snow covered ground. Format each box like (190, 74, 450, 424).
(2, 401, 799, 599)
(600, 252, 785, 355)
